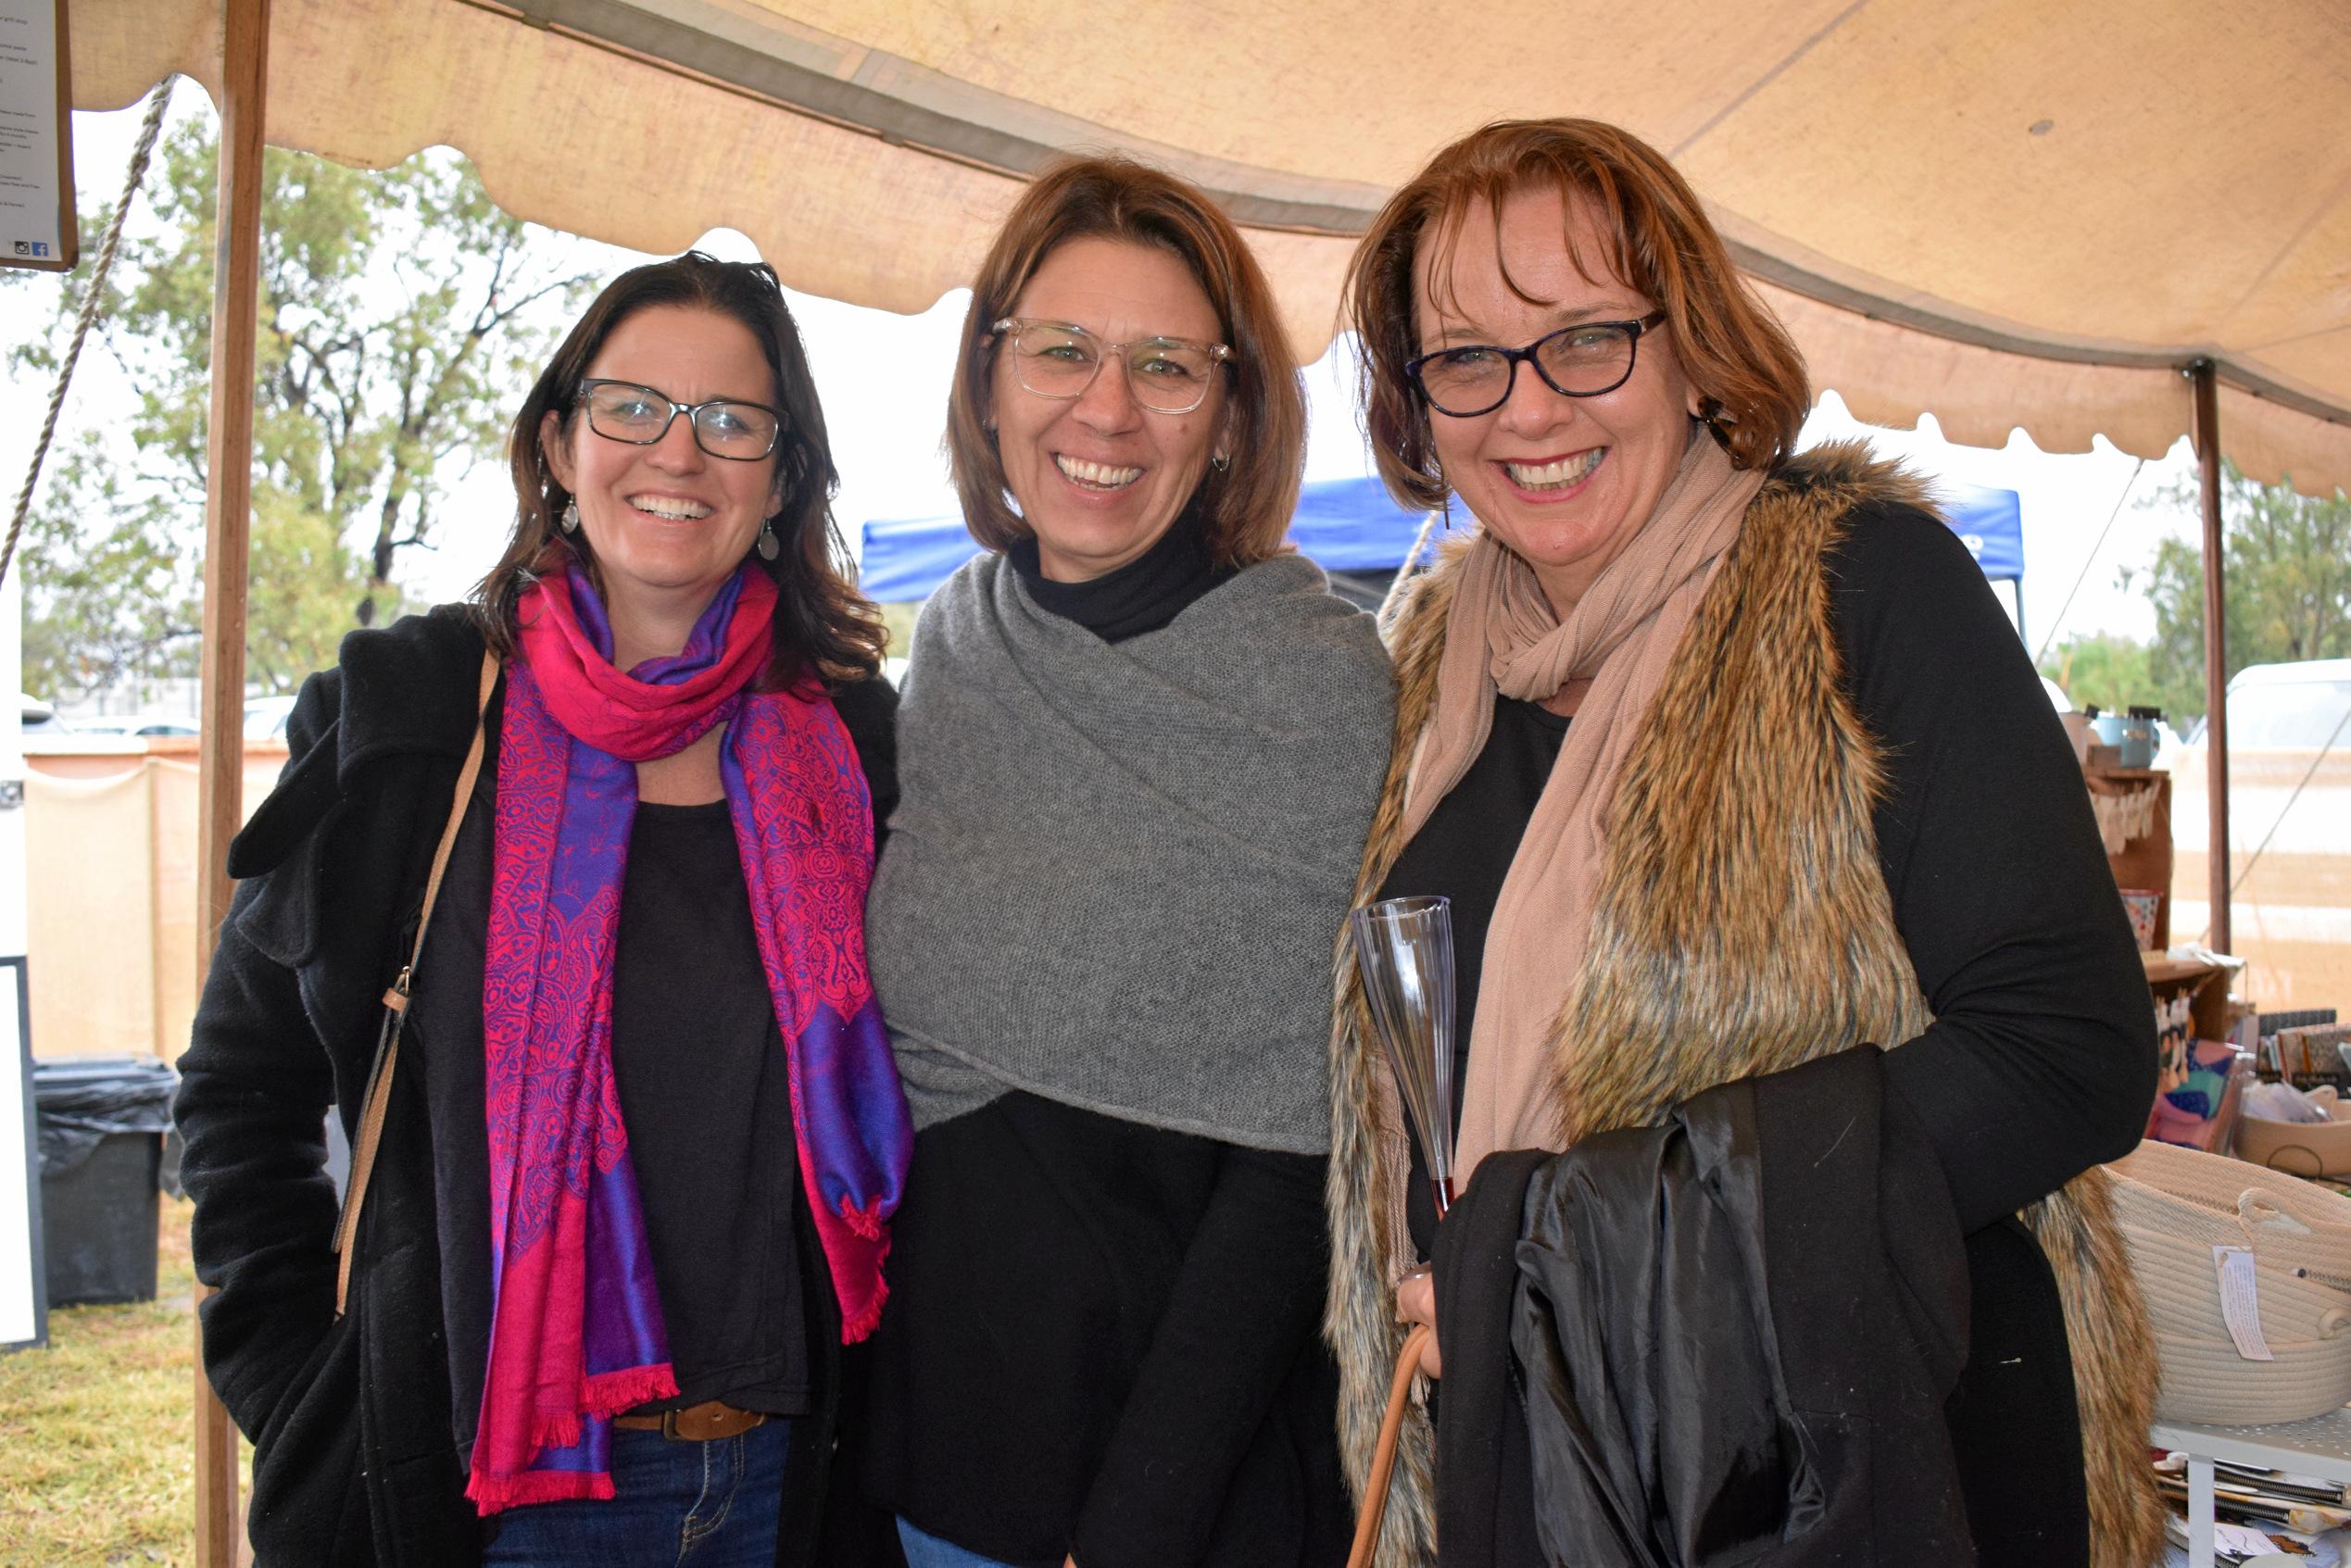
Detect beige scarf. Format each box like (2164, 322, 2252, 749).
(1403, 432, 1766, 1176)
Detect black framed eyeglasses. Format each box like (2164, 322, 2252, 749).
(577, 378, 787, 461)
(991, 318, 1232, 415)
(1404, 312, 1668, 418)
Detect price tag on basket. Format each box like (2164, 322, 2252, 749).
(2213, 1245, 2277, 1361)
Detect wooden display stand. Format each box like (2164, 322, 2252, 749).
(2088, 765, 2174, 948)
(2144, 952, 2235, 1043)
(2088, 763, 2249, 1045)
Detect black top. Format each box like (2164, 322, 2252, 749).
(609, 800, 808, 1413)
(865, 1097, 1348, 1568)
(410, 678, 899, 1458)
(1379, 500, 2152, 1254)
(1376, 696, 1567, 1252)
(862, 521, 1352, 1568)
(1006, 503, 1233, 641)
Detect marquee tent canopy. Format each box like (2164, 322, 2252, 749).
(43, 5, 2345, 1556)
(63, 0, 2351, 497)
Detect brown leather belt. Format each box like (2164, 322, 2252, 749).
(611, 1399, 768, 1441)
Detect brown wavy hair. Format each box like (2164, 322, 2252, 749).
(1345, 119, 1809, 510)
(945, 156, 1306, 569)
(477, 252, 884, 686)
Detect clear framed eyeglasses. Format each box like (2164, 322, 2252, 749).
(577, 379, 786, 460)
(1404, 312, 1668, 418)
(991, 318, 1232, 415)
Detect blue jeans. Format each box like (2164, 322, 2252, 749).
(896, 1516, 1028, 1568)
(483, 1419, 791, 1567)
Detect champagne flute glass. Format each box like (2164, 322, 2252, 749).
(1350, 895, 1458, 1216)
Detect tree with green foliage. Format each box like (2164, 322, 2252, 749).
(2037, 467, 2348, 724)
(5, 110, 595, 699)
(2118, 463, 2351, 723)
(2038, 631, 2170, 718)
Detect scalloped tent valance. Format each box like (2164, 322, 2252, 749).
(64, 0, 2351, 495)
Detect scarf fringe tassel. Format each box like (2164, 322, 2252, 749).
(516, 1362, 679, 1458)
(836, 1195, 888, 1242)
(838, 1279, 887, 1344)
(466, 1467, 617, 1513)
(582, 1363, 678, 1421)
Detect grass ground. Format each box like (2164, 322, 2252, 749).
(0, 1198, 252, 1566)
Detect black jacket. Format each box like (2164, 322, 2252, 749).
(172, 607, 899, 1566)
(1431, 1047, 1980, 1568)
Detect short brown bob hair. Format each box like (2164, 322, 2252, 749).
(480, 252, 884, 686)
(1346, 119, 1809, 510)
(946, 156, 1307, 569)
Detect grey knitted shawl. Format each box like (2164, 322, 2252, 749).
(866, 550, 1394, 1154)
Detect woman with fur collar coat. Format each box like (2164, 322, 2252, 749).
(1326, 119, 2161, 1567)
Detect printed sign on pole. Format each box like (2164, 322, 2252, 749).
(0, 0, 77, 273)
(1, 566, 44, 1351)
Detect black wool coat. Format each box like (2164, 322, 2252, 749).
(172, 606, 900, 1567)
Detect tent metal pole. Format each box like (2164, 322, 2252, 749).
(2191, 360, 2232, 955)
(193, 0, 270, 1562)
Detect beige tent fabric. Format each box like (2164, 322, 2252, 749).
(65, 0, 2351, 494)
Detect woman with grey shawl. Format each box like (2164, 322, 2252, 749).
(861, 157, 1393, 1568)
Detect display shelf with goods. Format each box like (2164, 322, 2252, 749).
(2092, 764, 2174, 951)
(2147, 954, 2242, 1048)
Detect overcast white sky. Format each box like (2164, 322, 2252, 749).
(3, 94, 2206, 671)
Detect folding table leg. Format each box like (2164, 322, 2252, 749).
(2188, 1454, 2215, 1568)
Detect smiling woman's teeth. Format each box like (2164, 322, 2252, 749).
(629, 496, 712, 520)
(1055, 455, 1142, 491)
(1503, 449, 1605, 490)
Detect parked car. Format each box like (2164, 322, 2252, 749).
(243, 695, 299, 740)
(68, 713, 200, 737)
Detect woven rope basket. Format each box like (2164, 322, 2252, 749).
(2109, 1138, 2351, 1424)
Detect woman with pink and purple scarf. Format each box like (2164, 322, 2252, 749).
(176, 254, 912, 1568)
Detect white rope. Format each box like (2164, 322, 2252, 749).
(2032, 456, 2146, 668)
(1, 77, 176, 594)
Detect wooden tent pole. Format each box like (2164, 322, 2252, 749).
(193, 0, 270, 1562)
(2190, 361, 2232, 955)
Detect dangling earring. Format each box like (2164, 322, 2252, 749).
(756, 518, 781, 562)
(559, 498, 580, 534)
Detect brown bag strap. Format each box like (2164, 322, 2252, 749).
(1346, 1323, 1432, 1568)
(333, 648, 498, 1318)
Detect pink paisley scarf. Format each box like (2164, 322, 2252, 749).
(468, 558, 911, 1512)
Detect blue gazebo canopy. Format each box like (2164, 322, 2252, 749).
(1937, 480, 2024, 582)
(858, 472, 2025, 602)
(857, 475, 1433, 601)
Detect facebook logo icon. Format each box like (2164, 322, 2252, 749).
(9, 241, 47, 257)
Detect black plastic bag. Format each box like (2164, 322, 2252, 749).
(32, 1055, 179, 1177)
